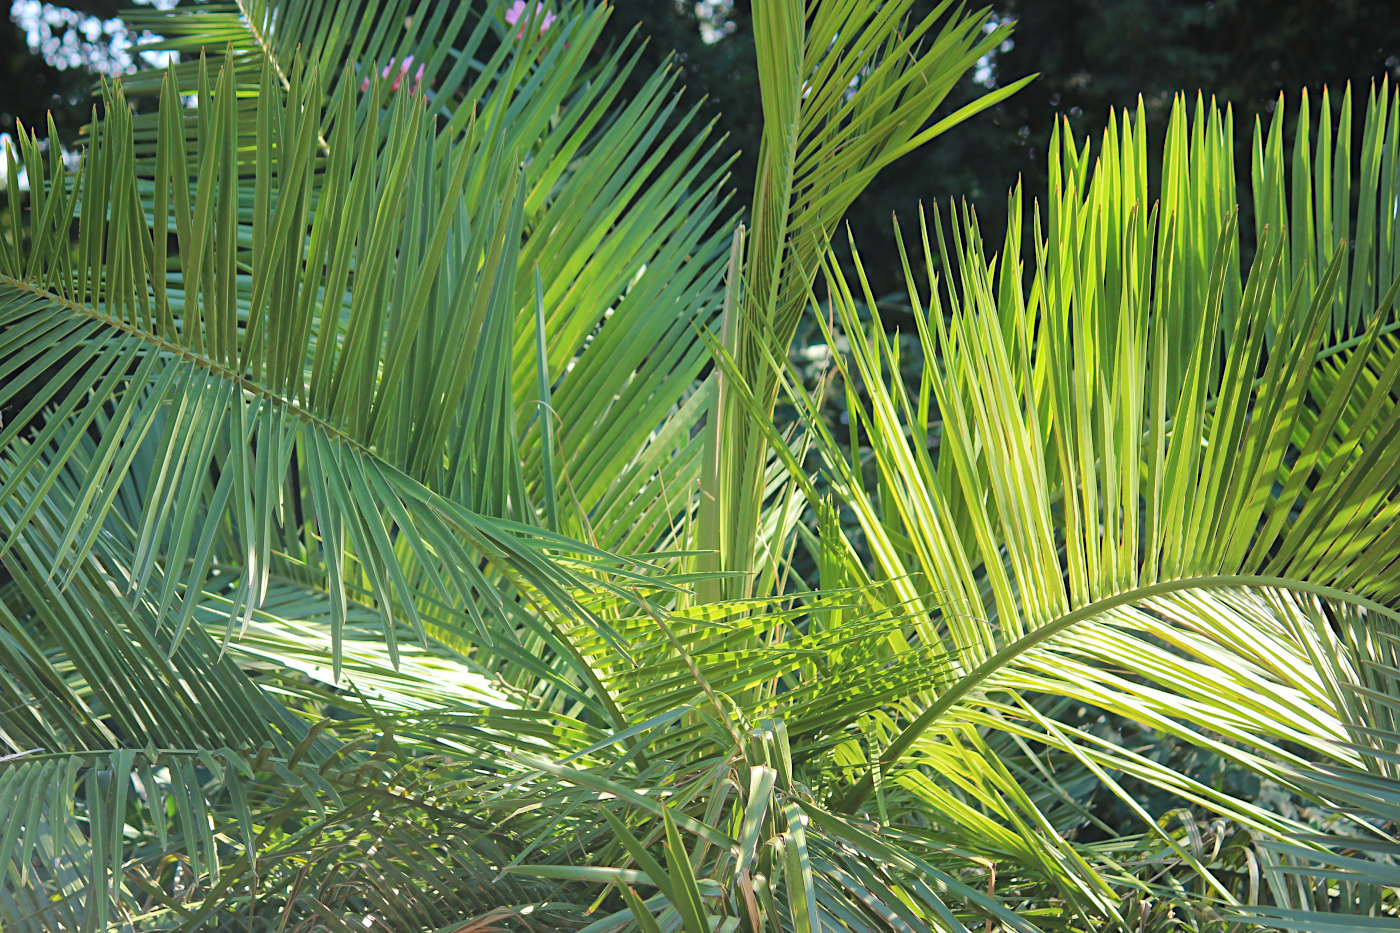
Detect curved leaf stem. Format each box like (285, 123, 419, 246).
(840, 573, 1400, 812)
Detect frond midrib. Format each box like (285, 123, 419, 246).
(841, 571, 1400, 811)
(0, 272, 381, 470)
(234, 0, 292, 93)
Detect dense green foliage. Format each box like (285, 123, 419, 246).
(2, 1, 1400, 931)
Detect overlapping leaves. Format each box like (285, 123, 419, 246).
(761, 83, 1400, 924)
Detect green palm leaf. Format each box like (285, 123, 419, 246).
(10, 65, 552, 647)
(748, 84, 1400, 921)
(697, 0, 1033, 600)
(116, 0, 738, 554)
(2, 0, 735, 923)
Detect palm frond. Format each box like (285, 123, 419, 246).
(698, 0, 1033, 600)
(117, 0, 738, 554)
(731, 84, 1400, 923)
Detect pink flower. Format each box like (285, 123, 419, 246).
(360, 55, 426, 95)
(505, 1, 556, 38)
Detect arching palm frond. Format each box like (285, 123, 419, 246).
(1, 0, 735, 923)
(2, 65, 611, 669)
(753, 83, 1400, 923)
(1237, 610, 1400, 931)
(119, 0, 739, 555)
(0, 453, 571, 931)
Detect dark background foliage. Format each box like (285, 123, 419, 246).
(590, 0, 1400, 299)
(4, 0, 139, 140)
